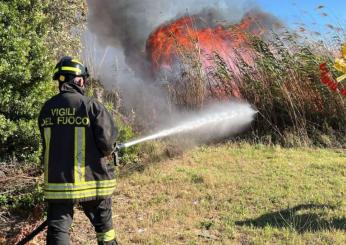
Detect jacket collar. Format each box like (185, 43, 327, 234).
(59, 82, 85, 95)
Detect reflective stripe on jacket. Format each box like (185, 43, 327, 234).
(38, 82, 117, 202)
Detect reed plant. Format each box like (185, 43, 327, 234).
(162, 28, 346, 146)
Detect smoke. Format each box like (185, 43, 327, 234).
(85, 0, 282, 85)
(86, 0, 253, 77)
(84, 0, 279, 132)
(84, 1, 250, 124)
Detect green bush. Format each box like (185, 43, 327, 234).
(0, 176, 44, 217)
(0, 0, 85, 161)
(115, 115, 140, 165)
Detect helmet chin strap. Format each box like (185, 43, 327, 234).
(73, 77, 85, 87)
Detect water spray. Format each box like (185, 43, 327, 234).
(116, 102, 257, 151)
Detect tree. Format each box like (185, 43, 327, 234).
(0, 0, 86, 161)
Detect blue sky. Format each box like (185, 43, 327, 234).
(256, 0, 346, 33)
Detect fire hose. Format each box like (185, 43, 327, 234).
(16, 143, 125, 245)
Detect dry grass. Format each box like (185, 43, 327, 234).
(68, 143, 346, 244)
(2, 143, 345, 244)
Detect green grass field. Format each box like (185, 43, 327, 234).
(69, 143, 345, 244)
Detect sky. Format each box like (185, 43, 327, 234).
(256, 0, 346, 34)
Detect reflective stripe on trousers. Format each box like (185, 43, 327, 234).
(97, 229, 116, 242)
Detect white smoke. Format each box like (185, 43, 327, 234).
(84, 0, 257, 87)
(83, 0, 261, 134)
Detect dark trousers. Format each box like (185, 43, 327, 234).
(47, 198, 117, 245)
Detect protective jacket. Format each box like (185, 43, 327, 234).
(38, 82, 117, 202)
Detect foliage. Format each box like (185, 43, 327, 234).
(0, 162, 44, 225)
(42, 0, 87, 58)
(0, 0, 86, 161)
(114, 115, 140, 165)
(238, 34, 346, 146)
(160, 29, 346, 146)
(1, 183, 44, 215)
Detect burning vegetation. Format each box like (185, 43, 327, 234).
(87, 1, 346, 146)
(146, 11, 280, 101)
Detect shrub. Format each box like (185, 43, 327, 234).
(0, 0, 86, 161)
(238, 35, 346, 146)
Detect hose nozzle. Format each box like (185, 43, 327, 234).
(115, 143, 125, 152)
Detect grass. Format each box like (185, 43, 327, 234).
(69, 143, 346, 244)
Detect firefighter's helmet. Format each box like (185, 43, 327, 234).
(53, 56, 89, 82)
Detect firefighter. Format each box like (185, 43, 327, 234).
(38, 56, 118, 245)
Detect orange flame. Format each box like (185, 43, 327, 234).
(146, 13, 266, 98)
(147, 15, 261, 68)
